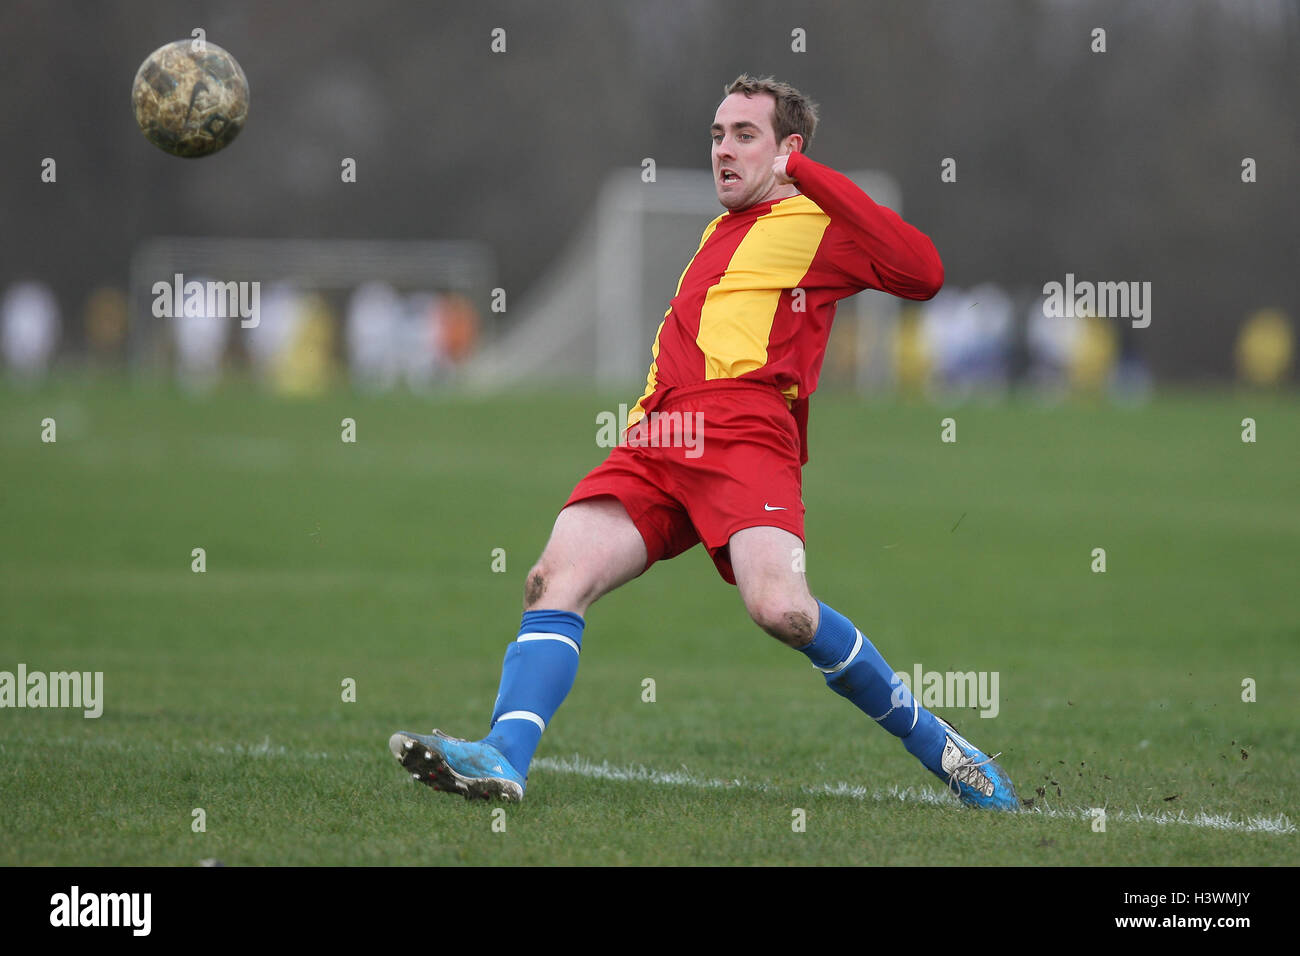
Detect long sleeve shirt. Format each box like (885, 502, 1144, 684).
(627, 151, 944, 463)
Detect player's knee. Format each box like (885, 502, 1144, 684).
(523, 563, 548, 609)
(747, 597, 816, 648)
(523, 554, 602, 612)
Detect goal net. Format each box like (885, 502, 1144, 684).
(464, 166, 903, 394)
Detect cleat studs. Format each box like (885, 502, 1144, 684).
(425, 751, 433, 759)
(403, 740, 413, 750)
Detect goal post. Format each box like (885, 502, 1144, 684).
(465, 166, 902, 394)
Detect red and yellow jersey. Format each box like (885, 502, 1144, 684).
(627, 151, 944, 462)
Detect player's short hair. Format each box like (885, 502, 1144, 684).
(723, 74, 819, 152)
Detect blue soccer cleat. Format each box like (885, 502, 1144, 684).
(932, 717, 1020, 811)
(389, 729, 525, 802)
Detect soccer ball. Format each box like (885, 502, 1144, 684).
(131, 39, 249, 158)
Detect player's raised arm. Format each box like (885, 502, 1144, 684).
(777, 151, 944, 301)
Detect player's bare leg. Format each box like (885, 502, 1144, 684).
(729, 525, 1020, 810)
(729, 525, 819, 647)
(391, 496, 646, 800)
(522, 496, 648, 615)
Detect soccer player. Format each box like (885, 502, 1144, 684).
(391, 75, 1020, 810)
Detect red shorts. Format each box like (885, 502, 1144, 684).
(564, 380, 805, 584)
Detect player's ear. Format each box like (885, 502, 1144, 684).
(782, 134, 803, 156)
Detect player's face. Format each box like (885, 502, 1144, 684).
(711, 92, 792, 210)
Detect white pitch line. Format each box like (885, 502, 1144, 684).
(532, 755, 1296, 835)
(11, 737, 1292, 835)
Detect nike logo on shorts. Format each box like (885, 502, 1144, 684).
(764, 503, 787, 511)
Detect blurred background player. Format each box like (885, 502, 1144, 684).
(2, 281, 61, 384)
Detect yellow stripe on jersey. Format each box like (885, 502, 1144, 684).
(628, 213, 725, 428)
(696, 197, 829, 381)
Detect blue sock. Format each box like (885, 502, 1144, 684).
(482, 609, 584, 776)
(801, 602, 948, 773)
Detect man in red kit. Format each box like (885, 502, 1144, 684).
(391, 75, 1021, 810)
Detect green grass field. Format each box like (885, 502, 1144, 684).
(1, 380, 1296, 866)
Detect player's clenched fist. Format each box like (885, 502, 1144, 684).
(772, 153, 796, 185)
